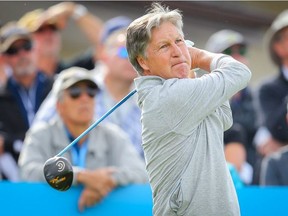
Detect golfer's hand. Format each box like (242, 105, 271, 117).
(77, 168, 117, 196)
(188, 46, 219, 72)
(78, 187, 102, 212)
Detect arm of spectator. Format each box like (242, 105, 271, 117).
(257, 137, 282, 157)
(42, 2, 103, 50)
(78, 187, 103, 212)
(76, 167, 117, 195)
(76, 167, 116, 211)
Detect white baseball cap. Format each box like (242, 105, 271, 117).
(205, 29, 245, 53)
(264, 9, 288, 65)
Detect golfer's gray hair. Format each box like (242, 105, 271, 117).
(126, 2, 183, 76)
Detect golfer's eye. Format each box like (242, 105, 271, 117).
(160, 44, 168, 49)
(176, 38, 184, 44)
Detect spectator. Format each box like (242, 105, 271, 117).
(93, 16, 142, 156)
(205, 29, 258, 168)
(126, 3, 251, 215)
(18, 2, 103, 77)
(33, 16, 144, 158)
(18, 67, 148, 211)
(260, 100, 288, 185)
(256, 10, 288, 156)
(253, 10, 288, 184)
(0, 22, 53, 181)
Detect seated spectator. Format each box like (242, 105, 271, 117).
(93, 16, 142, 156)
(18, 67, 148, 211)
(205, 29, 258, 168)
(18, 2, 103, 77)
(33, 16, 144, 158)
(0, 22, 53, 181)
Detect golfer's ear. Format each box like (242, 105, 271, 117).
(137, 56, 149, 71)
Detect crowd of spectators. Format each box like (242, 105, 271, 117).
(0, 1, 288, 211)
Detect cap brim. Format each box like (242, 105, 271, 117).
(0, 35, 31, 53)
(62, 78, 98, 91)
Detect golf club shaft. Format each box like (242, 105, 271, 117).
(56, 89, 137, 157)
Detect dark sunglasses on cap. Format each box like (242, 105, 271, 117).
(4, 40, 33, 56)
(117, 46, 128, 59)
(67, 86, 97, 99)
(223, 45, 247, 56)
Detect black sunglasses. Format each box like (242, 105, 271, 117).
(223, 45, 247, 56)
(36, 25, 58, 33)
(67, 86, 97, 99)
(5, 40, 33, 56)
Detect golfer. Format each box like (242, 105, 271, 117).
(126, 3, 251, 216)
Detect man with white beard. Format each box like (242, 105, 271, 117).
(0, 22, 53, 181)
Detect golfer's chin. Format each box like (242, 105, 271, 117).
(172, 64, 190, 78)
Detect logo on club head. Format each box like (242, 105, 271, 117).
(56, 160, 65, 172)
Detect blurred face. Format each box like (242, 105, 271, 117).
(3, 39, 37, 76)
(102, 31, 137, 82)
(32, 24, 61, 57)
(223, 44, 248, 65)
(273, 27, 288, 62)
(57, 81, 97, 126)
(137, 21, 191, 79)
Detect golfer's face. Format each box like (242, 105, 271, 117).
(140, 21, 191, 79)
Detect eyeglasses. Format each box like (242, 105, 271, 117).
(223, 45, 247, 56)
(35, 25, 58, 34)
(117, 46, 128, 58)
(5, 40, 33, 56)
(67, 86, 97, 99)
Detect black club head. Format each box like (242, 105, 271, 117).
(43, 156, 73, 191)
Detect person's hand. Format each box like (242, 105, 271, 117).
(257, 137, 282, 157)
(40, 2, 76, 29)
(78, 187, 103, 212)
(77, 167, 117, 197)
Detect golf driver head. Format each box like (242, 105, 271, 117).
(43, 156, 73, 191)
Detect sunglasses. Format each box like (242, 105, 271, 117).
(223, 45, 247, 56)
(117, 46, 128, 59)
(35, 25, 58, 33)
(67, 86, 97, 99)
(5, 40, 33, 56)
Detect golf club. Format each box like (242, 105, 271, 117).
(43, 89, 137, 191)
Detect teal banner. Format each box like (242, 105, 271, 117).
(0, 182, 288, 216)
